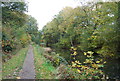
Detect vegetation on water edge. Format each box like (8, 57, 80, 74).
(1, 1, 120, 79)
(33, 44, 105, 79)
(44, 49, 106, 79)
(41, 2, 120, 79)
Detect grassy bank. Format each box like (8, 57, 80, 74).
(2, 46, 28, 79)
(33, 45, 56, 79)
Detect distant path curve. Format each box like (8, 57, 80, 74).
(19, 45, 35, 79)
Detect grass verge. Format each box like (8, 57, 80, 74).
(2, 46, 28, 79)
(33, 45, 56, 79)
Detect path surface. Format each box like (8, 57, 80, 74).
(19, 45, 35, 79)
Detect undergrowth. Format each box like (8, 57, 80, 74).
(33, 45, 56, 79)
(2, 46, 28, 79)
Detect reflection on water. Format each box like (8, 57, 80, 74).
(104, 58, 120, 79)
(57, 49, 120, 79)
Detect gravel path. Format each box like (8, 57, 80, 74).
(19, 45, 35, 79)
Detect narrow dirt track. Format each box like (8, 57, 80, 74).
(19, 45, 35, 79)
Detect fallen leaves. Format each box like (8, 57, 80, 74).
(16, 77, 21, 79)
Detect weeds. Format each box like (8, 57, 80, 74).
(2, 46, 28, 79)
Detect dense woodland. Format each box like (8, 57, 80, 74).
(2, 2, 40, 60)
(1, 1, 120, 79)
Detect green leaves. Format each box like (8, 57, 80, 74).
(41, 2, 120, 79)
(42, 2, 120, 58)
(2, 2, 37, 58)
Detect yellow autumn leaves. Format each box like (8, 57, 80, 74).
(71, 61, 81, 67)
(71, 51, 77, 55)
(84, 51, 93, 57)
(70, 47, 77, 50)
(16, 77, 20, 79)
(87, 35, 97, 40)
(71, 47, 77, 55)
(70, 48, 106, 75)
